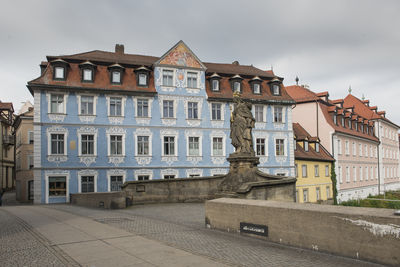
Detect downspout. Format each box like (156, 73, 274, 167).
(316, 100, 319, 138)
(377, 121, 381, 194)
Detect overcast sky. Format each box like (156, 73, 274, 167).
(1, 0, 399, 124)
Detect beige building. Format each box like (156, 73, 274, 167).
(14, 103, 34, 202)
(0, 101, 15, 191)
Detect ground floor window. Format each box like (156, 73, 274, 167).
(138, 175, 149, 181)
(164, 175, 175, 179)
(326, 186, 330, 198)
(49, 176, 66, 196)
(81, 176, 94, 193)
(110, 175, 123, 191)
(303, 189, 309, 202)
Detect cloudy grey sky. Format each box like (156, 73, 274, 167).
(1, 0, 399, 124)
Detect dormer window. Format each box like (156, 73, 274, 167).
(79, 61, 96, 83)
(355, 122, 358, 131)
(348, 120, 352, 129)
(333, 114, 337, 125)
(108, 64, 124, 85)
(83, 69, 93, 82)
(55, 67, 65, 79)
(341, 117, 345, 127)
(269, 78, 281, 96)
(253, 83, 261, 94)
(51, 59, 69, 81)
(230, 75, 243, 93)
(134, 66, 150, 87)
(361, 124, 364, 133)
(212, 79, 219, 91)
(366, 126, 369, 135)
(272, 84, 280, 95)
(315, 142, 320, 152)
(304, 141, 309, 152)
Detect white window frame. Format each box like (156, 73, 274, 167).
(211, 79, 219, 91)
(365, 166, 369, 181)
(186, 70, 199, 89)
(210, 133, 226, 157)
(314, 165, 319, 177)
(82, 68, 93, 82)
(106, 170, 126, 192)
(135, 169, 153, 180)
(346, 166, 350, 182)
(44, 171, 70, 203)
(78, 132, 98, 157)
(134, 128, 153, 159)
(352, 142, 356, 156)
(254, 105, 265, 123)
(187, 136, 202, 157)
(338, 166, 342, 183)
(161, 131, 178, 157)
(106, 95, 126, 117)
(274, 138, 286, 156)
(134, 97, 152, 118)
(161, 169, 179, 179)
(106, 132, 126, 157)
(359, 166, 363, 181)
(256, 138, 266, 156)
(28, 131, 34, 144)
(337, 139, 342, 155)
(345, 140, 349, 155)
(77, 94, 97, 116)
(48, 93, 67, 114)
(273, 106, 285, 123)
(77, 170, 98, 193)
(359, 143, 363, 157)
(210, 102, 224, 121)
(47, 131, 67, 156)
(353, 166, 357, 182)
(162, 68, 175, 87)
(302, 165, 307, 177)
(325, 165, 329, 177)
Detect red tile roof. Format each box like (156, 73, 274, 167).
(285, 85, 319, 103)
(293, 123, 334, 162)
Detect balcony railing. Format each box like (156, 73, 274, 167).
(3, 135, 15, 145)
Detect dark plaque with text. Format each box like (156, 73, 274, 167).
(240, 222, 268, 237)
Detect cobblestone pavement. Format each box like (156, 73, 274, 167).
(48, 203, 384, 267)
(0, 209, 79, 267)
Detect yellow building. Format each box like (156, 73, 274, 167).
(293, 123, 335, 203)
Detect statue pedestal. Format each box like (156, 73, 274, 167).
(227, 154, 259, 173)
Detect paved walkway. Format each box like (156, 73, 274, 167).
(1, 203, 385, 267)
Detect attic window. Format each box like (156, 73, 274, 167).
(333, 114, 337, 125)
(134, 66, 150, 87)
(272, 84, 280, 95)
(230, 75, 243, 93)
(233, 81, 241, 93)
(138, 73, 147, 86)
(253, 83, 261, 94)
(304, 141, 309, 152)
(348, 120, 352, 129)
(315, 142, 320, 153)
(83, 69, 93, 82)
(51, 59, 69, 81)
(108, 64, 124, 85)
(54, 67, 65, 79)
(341, 117, 345, 127)
(269, 78, 281, 96)
(211, 79, 219, 91)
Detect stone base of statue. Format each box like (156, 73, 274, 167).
(217, 152, 296, 201)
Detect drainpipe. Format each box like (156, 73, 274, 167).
(316, 100, 319, 138)
(377, 121, 381, 195)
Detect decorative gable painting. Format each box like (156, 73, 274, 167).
(158, 41, 204, 69)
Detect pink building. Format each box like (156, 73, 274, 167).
(287, 85, 380, 202)
(344, 94, 400, 193)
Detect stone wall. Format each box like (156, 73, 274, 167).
(123, 176, 224, 204)
(70, 192, 126, 209)
(205, 198, 400, 266)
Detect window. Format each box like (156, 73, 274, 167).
(325, 165, 329, 177)
(359, 166, 363, 181)
(28, 155, 34, 170)
(337, 139, 342, 155)
(338, 166, 342, 183)
(233, 81, 241, 93)
(188, 137, 200, 156)
(211, 103, 222, 120)
(365, 166, 369, 180)
(341, 117, 345, 127)
(345, 140, 349, 155)
(274, 107, 283, 123)
(272, 84, 280, 95)
(163, 69, 173, 86)
(138, 175, 149, 181)
(137, 99, 149, 117)
(348, 119, 352, 129)
(352, 142, 356, 156)
(353, 166, 357, 181)
(211, 79, 219, 91)
(253, 83, 261, 94)
(212, 137, 223, 156)
(81, 176, 94, 193)
(28, 131, 34, 144)
(54, 67, 65, 79)
(188, 102, 198, 119)
(365, 144, 368, 157)
(254, 105, 264, 122)
(83, 69, 93, 82)
(359, 143, 362, 157)
(109, 97, 122, 116)
(163, 136, 175, 155)
(111, 71, 121, 84)
(315, 142, 320, 152)
(48, 176, 66, 196)
(295, 164, 298, 177)
(326, 186, 330, 198)
(81, 134, 94, 155)
(110, 135, 123, 155)
(333, 115, 337, 125)
(80, 96, 94, 115)
(137, 136, 149, 155)
(256, 138, 265, 156)
(314, 165, 319, 177)
(346, 167, 350, 182)
(275, 139, 285, 156)
(302, 165, 307, 177)
(304, 141, 309, 152)
(50, 94, 64, 113)
(316, 187, 321, 200)
(303, 189, 309, 202)
(110, 176, 123, 191)
(163, 100, 174, 118)
(138, 73, 147, 86)
(51, 134, 64, 155)
(164, 175, 175, 179)
(187, 72, 197, 88)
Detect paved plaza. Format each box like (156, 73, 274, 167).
(0, 201, 385, 267)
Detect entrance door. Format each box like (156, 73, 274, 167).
(28, 180, 34, 201)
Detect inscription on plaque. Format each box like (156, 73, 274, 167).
(240, 222, 268, 237)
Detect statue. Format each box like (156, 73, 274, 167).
(230, 93, 255, 156)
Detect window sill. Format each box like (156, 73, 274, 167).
(186, 118, 201, 127)
(161, 118, 177, 126)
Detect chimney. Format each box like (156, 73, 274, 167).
(232, 61, 239, 65)
(115, 44, 124, 54)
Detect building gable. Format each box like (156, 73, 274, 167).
(155, 40, 206, 70)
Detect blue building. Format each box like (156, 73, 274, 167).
(28, 41, 295, 204)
